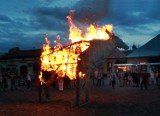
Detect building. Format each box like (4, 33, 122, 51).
(103, 48, 127, 73)
(3, 32, 159, 77)
(0, 48, 41, 78)
(114, 33, 160, 72)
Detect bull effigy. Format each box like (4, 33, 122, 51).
(39, 10, 114, 85)
(38, 10, 128, 104)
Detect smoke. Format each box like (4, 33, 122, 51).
(72, 0, 111, 24)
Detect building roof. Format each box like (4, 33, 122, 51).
(127, 33, 160, 58)
(0, 49, 42, 60)
(0, 45, 145, 61)
(122, 50, 133, 56)
(108, 48, 126, 58)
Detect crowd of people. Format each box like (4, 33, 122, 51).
(0, 69, 77, 102)
(1, 69, 160, 103)
(0, 70, 35, 92)
(92, 69, 160, 90)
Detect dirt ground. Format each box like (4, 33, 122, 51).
(0, 79, 160, 116)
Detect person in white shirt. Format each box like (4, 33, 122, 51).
(149, 71, 155, 85)
(26, 72, 31, 89)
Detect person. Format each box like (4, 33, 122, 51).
(128, 71, 132, 86)
(132, 71, 139, 87)
(36, 71, 54, 102)
(140, 71, 149, 90)
(158, 71, 160, 86)
(26, 72, 31, 89)
(118, 71, 123, 87)
(36, 77, 50, 102)
(94, 69, 98, 86)
(52, 73, 57, 88)
(123, 72, 128, 86)
(0, 72, 4, 91)
(111, 72, 117, 88)
(36, 77, 42, 102)
(10, 72, 18, 91)
(155, 71, 159, 86)
(63, 76, 70, 89)
(149, 70, 155, 85)
(57, 76, 64, 91)
(96, 73, 102, 86)
(3, 71, 9, 91)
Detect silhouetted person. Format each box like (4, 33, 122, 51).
(155, 71, 160, 86)
(132, 72, 140, 87)
(111, 72, 117, 88)
(37, 71, 55, 102)
(140, 71, 149, 90)
(10, 72, 18, 91)
(123, 72, 128, 86)
(0, 72, 4, 91)
(3, 72, 8, 91)
(96, 73, 102, 86)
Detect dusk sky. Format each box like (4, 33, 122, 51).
(0, 0, 160, 52)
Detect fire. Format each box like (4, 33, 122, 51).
(67, 11, 113, 43)
(39, 10, 113, 84)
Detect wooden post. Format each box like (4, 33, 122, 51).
(85, 75, 90, 102)
(76, 75, 81, 106)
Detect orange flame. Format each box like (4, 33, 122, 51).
(39, 10, 113, 83)
(66, 10, 113, 43)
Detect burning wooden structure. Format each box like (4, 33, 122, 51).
(39, 10, 128, 106)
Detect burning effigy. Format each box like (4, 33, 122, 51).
(38, 10, 114, 85)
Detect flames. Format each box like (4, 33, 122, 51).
(67, 10, 112, 43)
(39, 10, 113, 84)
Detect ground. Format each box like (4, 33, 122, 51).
(0, 79, 160, 116)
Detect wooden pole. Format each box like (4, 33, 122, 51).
(76, 75, 81, 106)
(84, 75, 90, 102)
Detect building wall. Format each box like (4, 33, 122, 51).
(0, 57, 40, 77)
(126, 57, 160, 72)
(127, 57, 148, 64)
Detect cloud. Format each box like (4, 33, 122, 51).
(0, 0, 160, 52)
(0, 14, 13, 23)
(0, 14, 44, 51)
(29, 0, 160, 50)
(31, 0, 111, 26)
(0, 16, 30, 38)
(30, 6, 70, 31)
(0, 32, 44, 52)
(108, 0, 160, 26)
(34, 6, 69, 20)
(72, 0, 111, 23)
